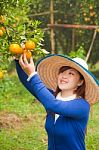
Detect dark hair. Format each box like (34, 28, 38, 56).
(54, 66, 85, 98)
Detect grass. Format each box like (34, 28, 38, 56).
(0, 73, 99, 150)
(86, 104, 99, 150)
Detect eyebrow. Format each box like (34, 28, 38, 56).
(68, 69, 78, 73)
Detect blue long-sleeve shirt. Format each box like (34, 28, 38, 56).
(15, 60, 90, 150)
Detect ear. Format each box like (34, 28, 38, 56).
(78, 80, 84, 86)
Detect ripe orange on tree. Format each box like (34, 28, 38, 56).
(0, 29, 3, 36)
(0, 15, 5, 23)
(13, 24, 16, 27)
(84, 17, 90, 22)
(23, 50, 32, 59)
(25, 40, 36, 50)
(83, 13, 87, 17)
(90, 12, 95, 17)
(96, 28, 99, 32)
(9, 43, 23, 54)
(89, 5, 93, 10)
(0, 27, 6, 32)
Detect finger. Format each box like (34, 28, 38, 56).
(19, 54, 25, 68)
(30, 57, 34, 64)
(23, 53, 28, 64)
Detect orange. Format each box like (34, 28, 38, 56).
(0, 29, 3, 36)
(0, 15, 5, 23)
(96, 28, 99, 32)
(1, 27, 6, 32)
(90, 12, 95, 17)
(13, 24, 16, 27)
(24, 50, 32, 59)
(84, 17, 90, 22)
(9, 43, 23, 54)
(89, 5, 93, 10)
(83, 13, 87, 17)
(25, 40, 36, 50)
(0, 71, 4, 79)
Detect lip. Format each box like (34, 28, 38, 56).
(60, 79, 68, 84)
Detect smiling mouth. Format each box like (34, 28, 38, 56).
(60, 80, 68, 84)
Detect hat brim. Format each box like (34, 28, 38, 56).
(36, 54, 99, 105)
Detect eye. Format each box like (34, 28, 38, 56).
(69, 72, 75, 75)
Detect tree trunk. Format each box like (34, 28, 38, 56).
(50, 0, 55, 54)
(72, 28, 75, 51)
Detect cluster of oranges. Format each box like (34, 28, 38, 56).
(9, 40, 36, 59)
(82, 5, 97, 24)
(0, 15, 36, 59)
(0, 15, 44, 80)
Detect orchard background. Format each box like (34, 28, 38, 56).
(0, 0, 99, 150)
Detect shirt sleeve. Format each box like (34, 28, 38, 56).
(15, 60, 54, 96)
(15, 60, 37, 97)
(27, 72, 38, 81)
(28, 74, 90, 119)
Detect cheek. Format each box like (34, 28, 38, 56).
(71, 77, 80, 86)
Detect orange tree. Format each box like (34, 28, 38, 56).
(0, 0, 49, 78)
(0, 16, 45, 69)
(0, 1, 48, 98)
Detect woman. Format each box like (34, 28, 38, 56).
(15, 54, 99, 150)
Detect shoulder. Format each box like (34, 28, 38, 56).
(77, 98, 90, 105)
(75, 98, 90, 110)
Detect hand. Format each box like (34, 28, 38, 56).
(19, 53, 35, 76)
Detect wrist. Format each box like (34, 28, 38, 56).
(27, 72, 37, 81)
(26, 69, 35, 76)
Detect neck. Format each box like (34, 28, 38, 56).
(61, 90, 76, 98)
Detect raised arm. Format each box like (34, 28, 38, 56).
(15, 60, 54, 96)
(17, 54, 90, 119)
(27, 74, 90, 119)
(15, 60, 37, 96)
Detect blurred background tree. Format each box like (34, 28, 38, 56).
(29, 0, 99, 64)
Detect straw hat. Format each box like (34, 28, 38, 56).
(36, 54, 99, 105)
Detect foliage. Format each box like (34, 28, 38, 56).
(0, 0, 46, 71)
(29, 0, 99, 64)
(69, 46, 86, 59)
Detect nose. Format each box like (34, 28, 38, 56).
(62, 72, 68, 79)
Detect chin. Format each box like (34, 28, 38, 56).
(58, 85, 67, 91)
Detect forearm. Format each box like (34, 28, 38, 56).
(15, 60, 37, 97)
(15, 60, 54, 99)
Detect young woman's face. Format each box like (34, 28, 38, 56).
(58, 68, 83, 92)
